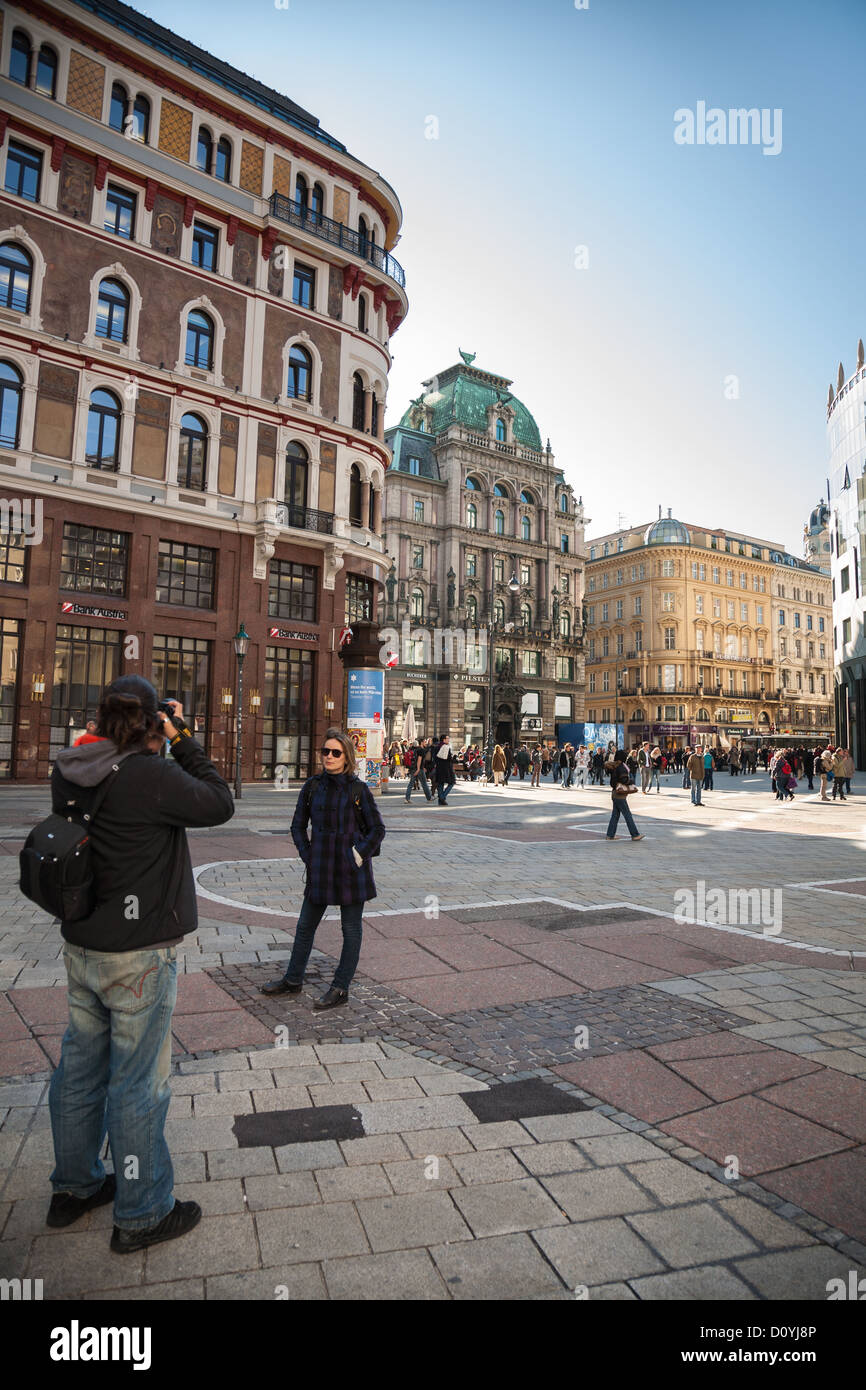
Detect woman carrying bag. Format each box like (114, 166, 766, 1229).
(261, 729, 385, 1010)
(605, 749, 644, 841)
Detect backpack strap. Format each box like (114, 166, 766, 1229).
(63, 760, 124, 828)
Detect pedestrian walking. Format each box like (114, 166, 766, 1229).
(605, 749, 644, 841)
(832, 747, 847, 800)
(649, 745, 662, 793)
(688, 747, 705, 805)
(558, 744, 570, 788)
(405, 739, 433, 803)
(841, 748, 854, 797)
(491, 743, 507, 786)
(638, 742, 652, 793)
(575, 744, 588, 788)
(681, 746, 692, 790)
(703, 747, 714, 791)
(262, 729, 385, 1010)
(531, 744, 542, 788)
(46, 677, 234, 1254)
(435, 734, 456, 804)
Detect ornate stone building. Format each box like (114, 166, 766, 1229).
(584, 513, 833, 748)
(826, 340, 866, 767)
(0, 0, 407, 780)
(380, 354, 586, 746)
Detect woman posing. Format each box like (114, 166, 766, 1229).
(261, 730, 385, 1010)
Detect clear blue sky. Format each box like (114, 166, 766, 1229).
(137, 0, 866, 554)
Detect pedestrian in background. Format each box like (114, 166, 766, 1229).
(435, 734, 456, 805)
(688, 747, 705, 806)
(605, 749, 644, 841)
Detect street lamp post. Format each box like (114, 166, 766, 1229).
(233, 623, 250, 799)
(486, 570, 520, 761)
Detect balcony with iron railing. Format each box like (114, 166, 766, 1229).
(274, 503, 334, 535)
(267, 194, 406, 289)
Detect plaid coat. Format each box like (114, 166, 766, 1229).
(291, 771, 385, 905)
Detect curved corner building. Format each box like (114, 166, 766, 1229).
(826, 347, 866, 768)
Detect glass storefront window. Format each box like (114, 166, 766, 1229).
(151, 635, 211, 748)
(50, 625, 122, 763)
(263, 646, 313, 779)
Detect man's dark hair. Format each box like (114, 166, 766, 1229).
(96, 676, 162, 753)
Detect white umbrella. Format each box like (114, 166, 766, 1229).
(404, 702, 416, 743)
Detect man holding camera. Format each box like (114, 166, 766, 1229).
(46, 675, 234, 1253)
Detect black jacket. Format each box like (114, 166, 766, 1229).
(50, 734, 234, 951)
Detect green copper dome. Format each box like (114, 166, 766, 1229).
(399, 360, 543, 452)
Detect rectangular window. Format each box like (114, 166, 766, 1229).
(662, 591, 675, 612)
(794, 639, 802, 657)
(414, 500, 424, 523)
(521, 650, 540, 676)
(616, 632, 624, 655)
(521, 690, 540, 715)
(412, 546, 424, 569)
(713, 598, 721, 618)
(601, 603, 609, 622)
(818, 617, 825, 633)
(0, 527, 27, 583)
(587, 577, 595, 592)
(292, 263, 315, 308)
(819, 642, 825, 658)
(588, 673, 596, 693)
(840, 566, 850, 593)
(521, 564, 531, 587)
(726, 569, 734, 587)
(263, 645, 314, 780)
(602, 671, 610, 691)
(806, 614, 813, 630)
(60, 524, 129, 597)
(664, 626, 676, 650)
(712, 567, 720, 584)
(344, 574, 372, 625)
(192, 221, 219, 271)
(793, 612, 801, 629)
(466, 553, 476, 577)
(740, 573, 747, 589)
(51, 624, 122, 762)
(843, 618, 852, 643)
(740, 602, 748, 621)
(560, 533, 569, 554)
(634, 629, 642, 651)
(695, 595, 703, 614)
(105, 184, 136, 239)
(757, 638, 764, 657)
(779, 638, 786, 656)
(5, 141, 42, 201)
(778, 610, 785, 625)
(494, 557, 504, 583)
(661, 560, 675, 577)
(615, 599, 623, 619)
(555, 695, 572, 720)
(696, 628, 704, 649)
(407, 456, 420, 475)
(615, 569, 623, 585)
(602, 636, 610, 656)
(156, 541, 216, 609)
(756, 604, 764, 623)
(633, 595, 642, 616)
(555, 657, 574, 681)
(586, 606, 596, 625)
(151, 635, 211, 746)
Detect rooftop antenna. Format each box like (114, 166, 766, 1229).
(658, 505, 662, 520)
(616, 512, 627, 530)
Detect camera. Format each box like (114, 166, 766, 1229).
(158, 699, 190, 734)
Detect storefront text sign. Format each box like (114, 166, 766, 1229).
(269, 627, 318, 643)
(60, 602, 126, 621)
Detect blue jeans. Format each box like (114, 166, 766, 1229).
(49, 943, 177, 1232)
(406, 770, 431, 802)
(438, 781, 454, 803)
(285, 898, 364, 991)
(691, 777, 703, 804)
(607, 795, 639, 837)
(703, 769, 713, 789)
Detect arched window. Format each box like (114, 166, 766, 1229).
(520, 490, 535, 505)
(215, 138, 231, 182)
(560, 610, 571, 637)
(349, 463, 362, 525)
(465, 476, 479, 490)
(0, 244, 33, 312)
(85, 388, 121, 470)
(35, 46, 57, 98)
(371, 395, 379, 436)
(493, 599, 505, 625)
(368, 485, 376, 531)
(521, 516, 531, 541)
(696, 708, 710, 721)
(493, 484, 507, 497)
(96, 278, 128, 343)
(0, 362, 24, 448)
(633, 708, 645, 723)
(131, 94, 150, 143)
(560, 493, 568, 513)
(185, 309, 214, 370)
(285, 440, 308, 511)
(109, 82, 128, 133)
(287, 344, 312, 401)
(358, 216, 369, 253)
(495, 419, 506, 443)
(295, 174, 308, 214)
(178, 413, 207, 491)
(311, 183, 324, 224)
(352, 373, 365, 432)
(467, 502, 477, 529)
(520, 604, 531, 628)
(494, 509, 504, 536)
(466, 595, 477, 625)
(196, 127, 213, 174)
(358, 294, 367, 333)
(10, 31, 32, 86)
(411, 589, 424, 619)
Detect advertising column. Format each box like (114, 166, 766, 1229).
(346, 668, 385, 790)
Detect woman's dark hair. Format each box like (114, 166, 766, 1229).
(96, 690, 162, 753)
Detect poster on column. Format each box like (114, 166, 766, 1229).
(346, 669, 384, 786)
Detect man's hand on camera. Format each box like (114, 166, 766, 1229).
(158, 700, 185, 741)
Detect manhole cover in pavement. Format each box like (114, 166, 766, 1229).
(449, 903, 654, 931)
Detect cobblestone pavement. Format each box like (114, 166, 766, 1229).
(1, 777, 865, 1299)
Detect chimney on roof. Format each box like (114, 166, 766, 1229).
(668, 508, 672, 518)
(658, 505, 662, 520)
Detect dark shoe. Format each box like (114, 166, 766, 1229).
(111, 1199, 201, 1254)
(260, 977, 302, 995)
(630, 834, 645, 841)
(314, 987, 349, 1011)
(47, 1173, 116, 1228)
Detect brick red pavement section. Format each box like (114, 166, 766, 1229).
(659, 1096, 854, 1175)
(665, 1051, 821, 1103)
(554, 1051, 714, 1123)
(757, 1147, 866, 1244)
(755, 1071, 866, 1144)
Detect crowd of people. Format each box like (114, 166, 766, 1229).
(386, 736, 856, 806)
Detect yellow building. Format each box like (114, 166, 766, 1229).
(584, 514, 834, 749)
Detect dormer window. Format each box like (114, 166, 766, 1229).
(495, 419, 507, 443)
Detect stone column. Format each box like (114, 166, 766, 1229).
(360, 479, 371, 528)
(363, 390, 373, 434)
(372, 488, 382, 534)
(376, 399, 385, 441)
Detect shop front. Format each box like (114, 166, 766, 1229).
(651, 721, 689, 749)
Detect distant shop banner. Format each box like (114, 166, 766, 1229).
(583, 721, 624, 752)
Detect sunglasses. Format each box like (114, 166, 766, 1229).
(321, 746, 345, 757)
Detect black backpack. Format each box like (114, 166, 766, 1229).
(19, 763, 122, 922)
